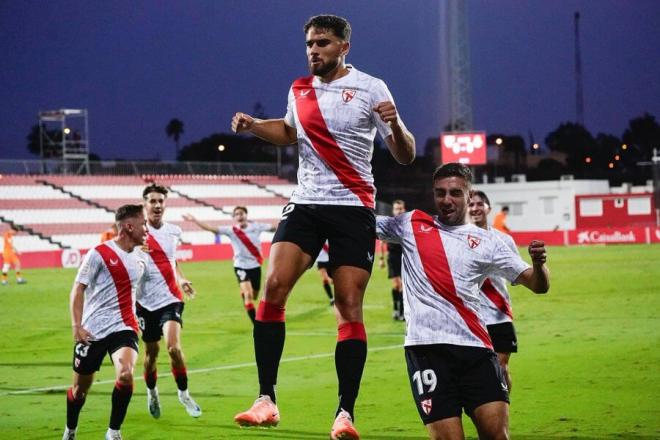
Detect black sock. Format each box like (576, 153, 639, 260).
(144, 369, 157, 390)
(247, 308, 256, 323)
(109, 382, 133, 430)
(323, 282, 333, 300)
(335, 339, 367, 421)
(66, 388, 86, 430)
(172, 368, 188, 391)
(391, 288, 398, 311)
(254, 320, 285, 403)
(395, 289, 404, 315)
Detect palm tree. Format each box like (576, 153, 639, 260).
(166, 118, 184, 158)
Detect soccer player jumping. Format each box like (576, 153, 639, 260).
(231, 14, 415, 440)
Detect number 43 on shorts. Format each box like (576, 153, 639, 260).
(412, 368, 437, 395)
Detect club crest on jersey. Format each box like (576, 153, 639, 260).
(421, 398, 433, 415)
(467, 234, 481, 249)
(342, 89, 356, 103)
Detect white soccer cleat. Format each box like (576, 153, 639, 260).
(104, 428, 122, 440)
(147, 386, 161, 419)
(178, 389, 202, 417)
(61, 426, 76, 440)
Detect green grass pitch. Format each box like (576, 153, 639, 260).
(1, 244, 658, 439)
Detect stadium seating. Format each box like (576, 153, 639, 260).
(0, 174, 288, 251)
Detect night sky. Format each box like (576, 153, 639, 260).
(1, 0, 659, 161)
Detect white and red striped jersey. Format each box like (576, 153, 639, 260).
(376, 210, 530, 349)
(138, 223, 184, 311)
(75, 240, 147, 340)
(284, 65, 399, 209)
(315, 241, 330, 264)
(479, 227, 519, 325)
(218, 222, 272, 269)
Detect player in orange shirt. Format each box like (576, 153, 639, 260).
(2, 226, 26, 285)
(493, 206, 511, 234)
(100, 224, 119, 242)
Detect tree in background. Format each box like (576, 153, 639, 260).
(26, 124, 62, 158)
(622, 113, 660, 162)
(545, 122, 597, 178)
(166, 118, 185, 158)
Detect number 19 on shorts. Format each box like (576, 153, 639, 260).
(412, 369, 437, 395)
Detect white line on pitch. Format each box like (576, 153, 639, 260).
(2, 343, 403, 396)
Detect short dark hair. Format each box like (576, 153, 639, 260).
(233, 206, 248, 215)
(502, 206, 510, 212)
(115, 204, 144, 222)
(142, 183, 168, 199)
(432, 163, 473, 186)
(393, 199, 405, 206)
(304, 14, 351, 41)
(471, 190, 490, 207)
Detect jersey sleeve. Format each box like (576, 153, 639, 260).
(369, 79, 395, 139)
(75, 249, 102, 286)
(488, 235, 530, 283)
(284, 86, 296, 128)
(376, 214, 404, 244)
(257, 223, 272, 233)
(217, 226, 231, 236)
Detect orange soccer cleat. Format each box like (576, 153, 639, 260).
(234, 395, 280, 427)
(330, 409, 360, 440)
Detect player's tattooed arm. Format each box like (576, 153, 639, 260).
(231, 112, 297, 146)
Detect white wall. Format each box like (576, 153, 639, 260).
(473, 180, 611, 231)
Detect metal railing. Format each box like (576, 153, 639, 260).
(0, 159, 279, 176)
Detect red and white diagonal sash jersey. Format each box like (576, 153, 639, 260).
(217, 222, 272, 269)
(138, 223, 184, 311)
(376, 210, 530, 349)
(75, 240, 147, 339)
(284, 65, 399, 209)
(479, 227, 520, 325)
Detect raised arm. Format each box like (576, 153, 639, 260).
(514, 240, 550, 293)
(231, 113, 297, 146)
(182, 213, 218, 234)
(373, 102, 416, 165)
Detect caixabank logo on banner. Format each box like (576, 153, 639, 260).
(575, 229, 638, 244)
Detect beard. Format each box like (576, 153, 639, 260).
(309, 57, 339, 77)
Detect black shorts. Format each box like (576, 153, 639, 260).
(405, 344, 509, 424)
(273, 203, 376, 273)
(316, 261, 330, 271)
(487, 322, 518, 354)
(234, 267, 261, 292)
(72, 330, 138, 375)
(137, 302, 184, 343)
(387, 255, 402, 279)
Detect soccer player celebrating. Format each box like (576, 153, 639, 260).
(379, 200, 406, 321)
(138, 184, 201, 419)
(376, 163, 549, 440)
(183, 207, 274, 323)
(2, 226, 27, 285)
(469, 190, 520, 393)
(231, 14, 415, 439)
(63, 205, 148, 440)
(315, 241, 335, 305)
